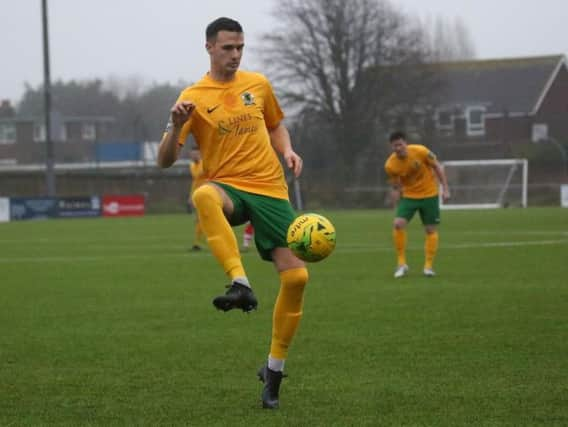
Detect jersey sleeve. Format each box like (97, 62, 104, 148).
(417, 145, 437, 166)
(177, 122, 192, 146)
(160, 89, 194, 147)
(261, 77, 284, 129)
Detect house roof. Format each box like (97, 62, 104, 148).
(432, 55, 566, 115)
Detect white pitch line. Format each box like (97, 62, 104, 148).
(1, 230, 567, 246)
(0, 239, 567, 264)
(445, 239, 568, 249)
(0, 252, 210, 264)
(340, 239, 568, 251)
(449, 231, 568, 236)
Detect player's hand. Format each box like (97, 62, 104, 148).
(442, 188, 451, 202)
(284, 150, 303, 177)
(170, 101, 195, 128)
(390, 188, 401, 208)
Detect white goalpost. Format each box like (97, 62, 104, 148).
(441, 159, 528, 209)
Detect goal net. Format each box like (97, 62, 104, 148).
(441, 159, 528, 209)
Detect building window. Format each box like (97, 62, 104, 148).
(436, 109, 454, 134)
(0, 123, 16, 144)
(82, 123, 96, 141)
(34, 123, 68, 142)
(531, 123, 548, 143)
(33, 124, 46, 142)
(466, 106, 486, 136)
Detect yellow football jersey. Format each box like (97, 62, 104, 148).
(174, 70, 288, 200)
(384, 145, 439, 198)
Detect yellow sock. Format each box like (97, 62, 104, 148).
(269, 268, 309, 360)
(424, 231, 439, 270)
(192, 185, 245, 280)
(393, 228, 407, 266)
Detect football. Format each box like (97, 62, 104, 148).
(287, 213, 336, 262)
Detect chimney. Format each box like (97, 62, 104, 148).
(0, 99, 15, 118)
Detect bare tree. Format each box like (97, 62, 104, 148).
(103, 74, 148, 100)
(424, 16, 476, 62)
(261, 0, 428, 115)
(258, 0, 437, 184)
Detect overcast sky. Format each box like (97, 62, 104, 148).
(1, 0, 567, 105)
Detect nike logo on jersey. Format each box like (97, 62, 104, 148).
(207, 105, 220, 114)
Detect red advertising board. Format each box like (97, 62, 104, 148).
(102, 194, 145, 217)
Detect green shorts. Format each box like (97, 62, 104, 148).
(213, 182, 296, 261)
(396, 195, 441, 225)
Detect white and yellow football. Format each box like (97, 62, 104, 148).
(287, 213, 336, 262)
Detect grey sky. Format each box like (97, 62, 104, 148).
(1, 0, 567, 105)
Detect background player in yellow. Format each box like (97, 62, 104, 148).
(188, 146, 207, 251)
(157, 17, 307, 410)
(384, 131, 450, 278)
(241, 221, 254, 251)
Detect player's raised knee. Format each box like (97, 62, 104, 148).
(191, 184, 222, 209)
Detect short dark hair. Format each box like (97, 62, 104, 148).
(389, 131, 406, 142)
(206, 17, 243, 41)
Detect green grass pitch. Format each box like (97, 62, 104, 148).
(1, 208, 567, 426)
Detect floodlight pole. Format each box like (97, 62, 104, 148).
(42, 0, 56, 196)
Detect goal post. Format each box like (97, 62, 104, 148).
(441, 159, 528, 209)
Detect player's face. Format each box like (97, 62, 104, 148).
(207, 31, 244, 77)
(391, 138, 408, 158)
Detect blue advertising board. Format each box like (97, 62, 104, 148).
(9, 196, 102, 220)
(10, 197, 58, 220)
(96, 142, 141, 162)
(57, 196, 101, 218)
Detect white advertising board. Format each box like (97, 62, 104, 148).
(0, 197, 10, 222)
(561, 185, 568, 208)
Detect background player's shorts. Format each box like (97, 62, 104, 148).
(396, 195, 440, 225)
(213, 182, 296, 261)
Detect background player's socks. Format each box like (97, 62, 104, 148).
(393, 228, 407, 266)
(424, 231, 439, 270)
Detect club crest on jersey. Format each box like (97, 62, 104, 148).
(241, 92, 255, 106)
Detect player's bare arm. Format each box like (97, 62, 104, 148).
(386, 172, 402, 207)
(390, 183, 401, 207)
(157, 101, 195, 168)
(432, 161, 451, 201)
(268, 122, 303, 177)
